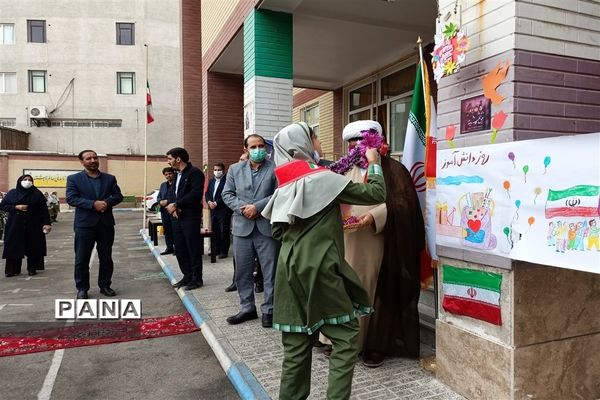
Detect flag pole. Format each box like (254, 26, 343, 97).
(142, 44, 149, 230)
(417, 36, 439, 323)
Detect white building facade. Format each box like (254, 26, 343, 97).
(0, 0, 182, 155)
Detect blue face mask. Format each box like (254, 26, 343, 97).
(249, 148, 267, 163)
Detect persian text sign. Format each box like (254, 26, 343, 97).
(24, 169, 79, 188)
(436, 133, 600, 274)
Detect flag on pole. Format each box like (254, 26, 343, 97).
(402, 56, 438, 287)
(146, 81, 154, 124)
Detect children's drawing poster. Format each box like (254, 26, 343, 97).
(436, 132, 600, 274)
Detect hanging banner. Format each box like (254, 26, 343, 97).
(432, 21, 469, 83)
(436, 133, 600, 274)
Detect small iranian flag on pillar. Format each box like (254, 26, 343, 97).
(442, 265, 502, 325)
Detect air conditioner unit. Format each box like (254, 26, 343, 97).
(29, 106, 48, 119)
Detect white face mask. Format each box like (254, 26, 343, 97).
(21, 180, 33, 189)
(214, 171, 223, 178)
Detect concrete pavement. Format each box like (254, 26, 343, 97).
(142, 222, 465, 400)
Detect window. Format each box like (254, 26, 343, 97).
(0, 118, 16, 127)
(44, 119, 122, 128)
(28, 70, 46, 93)
(27, 20, 46, 43)
(1, 23, 15, 44)
(381, 64, 416, 101)
(117, 72, 135, 94)
(116, 23, 135, 45)
(302, 104, 320, 137)
(349, 83, 374, 112)
(0, 72, 17, 93)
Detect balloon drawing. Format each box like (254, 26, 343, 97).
(508, 152, 515, 168)
(543, 156, 551, 174)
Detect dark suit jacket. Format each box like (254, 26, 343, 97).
(66, 171, 123, 228)
(222, 159, 276, 238)
(205, 176, 232, 217)
(157, 180, 174, 208)
(173, 163, 204, 219)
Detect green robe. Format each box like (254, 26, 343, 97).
(272, 173, 386, 334)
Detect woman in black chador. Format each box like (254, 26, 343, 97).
(1, 175, 52, 277)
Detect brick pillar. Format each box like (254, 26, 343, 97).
(332, 88, 344, 159)
(243, 9, 293, 140)
(203, 72, 244, 177)
(181, 0, 203, 166)
(0, 153, 8, 192)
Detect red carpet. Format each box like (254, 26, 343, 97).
(0, 313, 199, 357)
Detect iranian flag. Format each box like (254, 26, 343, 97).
(402, 57, 438, 287)
(442, 265, 502, 325)
(544, 185, 600, 218)
(146, 80, 154, 124)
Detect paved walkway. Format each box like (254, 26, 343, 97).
(142, 228, 464, 400)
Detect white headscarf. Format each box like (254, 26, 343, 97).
(262, 122, 350, 224)
(342, 120, 383, 142)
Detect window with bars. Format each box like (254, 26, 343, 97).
(302, 104, 320, 137)
(0, 118, 16, 127)
(117, 72, 135, 94)
(116, 23, 135, 45)
(1, 23, 15, 44)
(27, 20, 46, 43)
(37, 119, 122, 128)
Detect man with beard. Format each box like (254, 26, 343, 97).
(66, 150, 123, 299)
(333, 120, 425, 367)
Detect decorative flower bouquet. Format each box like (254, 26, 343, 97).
(328, 129, 384, 175)
(342, 215, 361, 232)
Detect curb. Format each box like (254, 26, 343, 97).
(140, 229, 270, 400)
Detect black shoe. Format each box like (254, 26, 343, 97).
(28, 271, 37, 276)
(5, 273, 16, 278)
(218, 254, 228, 259)
(172, 278, 190, 288)
(184, 281, 203, 290)
(100, 287, 117, 297)
(77, 290, 88, 299)
(224, 283, 237, 292)
(255, 283, 264, 293)
(226, 310, 258, 325)
(160, 248, 175, 255)
(261, 314, 273, 328)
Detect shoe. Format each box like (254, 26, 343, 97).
(224, 283, 237, 292)
(218, 254, 228, 259)
(184, 281, 203, 290)
(77, 290, 88, 299)
(226, 310, 258, 325)
(100, 287, 117, 297)
(5, 273, 16, 278)
(160, 248, 175, 255)
(261, 314, 273, 328)
(28, 271, 37, 276)
(363, 351, 384, 368)
(255, 283, 264, 293)
(172, 278, 190, 288)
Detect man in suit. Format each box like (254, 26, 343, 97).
(157, 167, 176, 255)
(165, 147, 205, 290)
(205, 162, 233, 259)
(66, 150, 123, 299)
(222, 134, 279, 328)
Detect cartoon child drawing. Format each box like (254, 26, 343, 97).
(567, 223, 577, 250)
(587, 219, 599, 251)
(547, 221, 555, 247)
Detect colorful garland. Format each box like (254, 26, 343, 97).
(328, 129, 384, 175)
